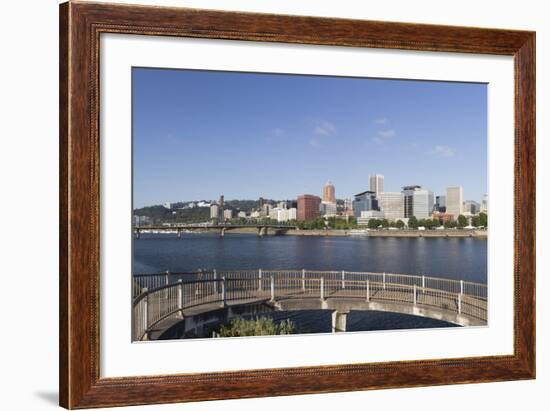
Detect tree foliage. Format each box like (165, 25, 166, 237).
(478, 212, 488, 227)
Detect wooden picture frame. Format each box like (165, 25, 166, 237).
(59, 1, 535, 408)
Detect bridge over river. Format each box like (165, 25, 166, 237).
(132, 270, 487, 341)
(134, 224, 297, 238)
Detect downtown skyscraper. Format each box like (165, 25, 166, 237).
(369, 174, 384, 196)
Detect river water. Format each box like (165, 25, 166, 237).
(133, 233, 487, 283)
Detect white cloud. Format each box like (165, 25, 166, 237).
(431, 145, 456, 157)
(378, 129, 396, 138)
(309, 138, 320, 147)
(313, 120, 336, 136)
(374, 118, 388, 125)
(370, 128, 397, 145)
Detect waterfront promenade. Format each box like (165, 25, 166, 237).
(132, 270, 487, 341)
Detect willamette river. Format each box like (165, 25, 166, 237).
(133, 233, 486, 333)
(133, 233, 487, 283)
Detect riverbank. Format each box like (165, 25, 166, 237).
(225, 228, 487, 238)
(136, 227, 487, 238)
(364, 229, 487, 238)
(286, 230, 487, 238)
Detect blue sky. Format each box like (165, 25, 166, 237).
(133, 68, 487, 208)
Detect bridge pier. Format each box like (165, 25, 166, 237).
(258, 227, 266, 237)
(220, 228, 226, 238)
(134, 229, 140, 239)
(331, 310, 348, 332)
(177, 229, 182, 239)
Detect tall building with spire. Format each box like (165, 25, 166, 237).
(322, 181, 336, 203)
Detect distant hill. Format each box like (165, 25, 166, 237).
(133, 205, 209, 224)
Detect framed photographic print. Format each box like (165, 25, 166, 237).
(59, 1, 535, 409)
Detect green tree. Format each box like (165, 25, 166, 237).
(478, 212, 488, 228)
(367, 219, 379, 229)
(395, 219, 405, 229)
(444, 219, 457, 229)
(381, 219, 389, 228)
(408, 216, 418, 229)
(471, 215, 481, 227)
(457, 214, 468, 228)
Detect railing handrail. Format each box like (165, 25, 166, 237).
(133, 273, 487, 305)
(133, 270, 486, 292)
(133, 269, 486, 279)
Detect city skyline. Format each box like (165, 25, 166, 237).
(133, 68, 487, 208)
(135, 178, 485, 210)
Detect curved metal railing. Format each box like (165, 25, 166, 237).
(132, 270, 487, 341)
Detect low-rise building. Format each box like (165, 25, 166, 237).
(133, 215, 151, 227)
(269, 207, 297, 222)
(432, 212, 455, 224)
(464, 200, 481, 215)
(352, 190, 379, 218)
(223, 209, 233, 220)
(210, 204, 219, 219)
(357, 210, 383, 225)
(320, 201, 337, 216)
(287, 208, 297, 221)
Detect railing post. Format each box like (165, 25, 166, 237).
(177, 279, 183, 312)
(342, 270, 345, 289)
(413, 284, 417, 305)
(221, 276, 227, 307)
(383, 272, 386, 290)
(259, 268, 263, 292)
(143, 288, 149, 340)
(302, 268, 306, 292)
(422, 275, 425, 290)
(458, 293, 462, 314)
(270, 276, 275, 302)
(320, 277, 325, 301)
(460, 280, 464, 295)
(165, 271, 170, 285)
(366, 280, 370, 302)
(213, 269, 217, 293)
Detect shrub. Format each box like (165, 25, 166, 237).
(217, 316, 296, 337)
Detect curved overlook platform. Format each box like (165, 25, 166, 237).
(132, 270, 487, 341)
